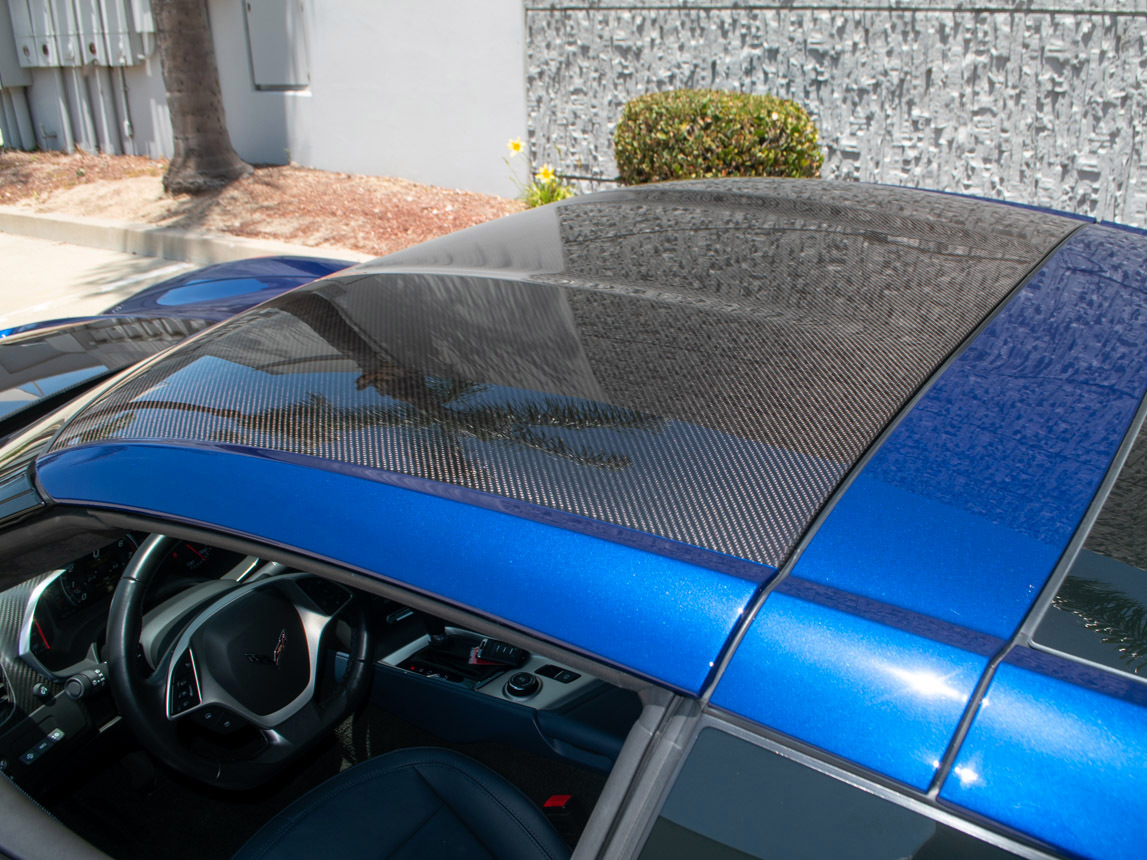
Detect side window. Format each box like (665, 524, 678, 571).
(637, 727, 1025, 859)
(1033, 422, 1147, 678)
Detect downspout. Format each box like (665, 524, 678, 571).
(91, 65, 118, 154)
(66, 66, 96, 152)
(10, 86, 34, 149)
(0, 91, 15, 148)
(97, 0, 132, 154)
(50, 67, 75, 152)
(114, 66, 134, 155)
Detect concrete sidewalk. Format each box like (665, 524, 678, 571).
(0, 233, 198, 329)
(0, 206, 375, 267)
(0, 207, 374, 329)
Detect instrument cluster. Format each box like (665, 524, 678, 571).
(20, 533, 247, 679)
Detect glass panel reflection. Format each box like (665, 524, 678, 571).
(1036, 425, 1147, 677)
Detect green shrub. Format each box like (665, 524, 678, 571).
(613, 89, 823, 185)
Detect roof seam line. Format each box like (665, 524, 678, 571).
(699, 218, 1094, 704)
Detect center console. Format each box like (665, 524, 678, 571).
(366, 609, 641, 772)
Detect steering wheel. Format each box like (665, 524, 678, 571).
(106, 535, 372, 790)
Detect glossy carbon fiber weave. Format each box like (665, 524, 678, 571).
(48, 182, 1079, 567)
(0, 575, 58, 716)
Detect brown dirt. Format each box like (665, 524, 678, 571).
(0, 151, 525, 257)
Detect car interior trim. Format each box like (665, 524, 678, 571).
(595, 694, 703, 860)
(0, 771, 113, 860)
(0, 660, 13, 730)
(16, 568, 85, 682)
(376, 627, 598, 711)
(72, 508, 649, 697)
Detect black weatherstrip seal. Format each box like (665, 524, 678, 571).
(698, 220, 1093, 704)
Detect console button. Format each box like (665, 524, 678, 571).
(537, 664, 581, 684)
(193, 707, 245, 734)
(169, 650, 202, 716)
(505, 672, 541, 699)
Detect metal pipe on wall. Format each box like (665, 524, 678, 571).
(10, 87, 35, 150)
(66, 66, 96, 152)
(114, 66, 134, 155)
(0, 92, 16, 149)
(50, 67, 76, 152)
(91, 66, 119, 154)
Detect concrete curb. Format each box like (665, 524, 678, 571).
(0, 206, 376, 266)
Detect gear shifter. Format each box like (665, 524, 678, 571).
(422, 614, 448, 646)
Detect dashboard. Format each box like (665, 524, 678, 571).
(18, 533, 255, 680)
(0, 530, 638, 795)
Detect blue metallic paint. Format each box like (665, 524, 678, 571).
(35, 441, 759, 694)
(102, 256, 351, 316)
(786, 225, 1147, 640)
(712, 587, 991, 789)
(940, 648, 1147, 860)
(713, 224, 1147, 795)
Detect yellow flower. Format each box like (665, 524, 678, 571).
(507, 137, 524, 156)
(536, 164, 556, 182)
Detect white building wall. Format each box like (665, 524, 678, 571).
(121, 53, 169, 158)
(207, 0, 529, 197)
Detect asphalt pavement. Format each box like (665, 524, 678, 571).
(0, 231, 195, 329)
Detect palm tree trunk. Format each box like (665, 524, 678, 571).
(151, 0, 251, 194)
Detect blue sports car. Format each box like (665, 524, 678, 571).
(0, 180, 1142, 859)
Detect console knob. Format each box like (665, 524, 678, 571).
(505, 671, 540, 698)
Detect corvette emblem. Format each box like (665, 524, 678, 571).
(245, 629, 288, 667)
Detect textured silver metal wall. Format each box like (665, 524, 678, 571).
(525, 0, 1147, 225)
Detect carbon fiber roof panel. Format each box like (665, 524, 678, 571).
(49, 181, 1080, 567)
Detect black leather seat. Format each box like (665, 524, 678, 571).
(233, 747, 572, 860)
